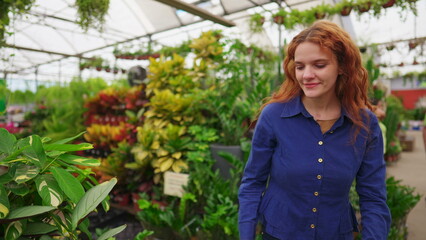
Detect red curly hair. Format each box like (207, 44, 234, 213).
(260, 20, 372, 139)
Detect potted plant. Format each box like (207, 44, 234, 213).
(310, 3, 333, 20)
(382, 0, 396, 8)
(383, 95, 405, 161)
(386, 177, 421, 240)
(75, 0, 110, 31)
(272, 9, 286, 25)
(356, 0, 372, 13)
(386, 43, 396, 51)
(335, 0, 354, 16)
(249, 13, 265, 33)
(0, 129, 125, 239)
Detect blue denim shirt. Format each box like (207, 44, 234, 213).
(238, 96, 391, 240)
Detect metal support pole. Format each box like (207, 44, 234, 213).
(277, 23, 283, 88)
(59, 60, 62, 83)
(35, 67, 39, 92)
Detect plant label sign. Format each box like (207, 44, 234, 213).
(164, 171, 189, 198)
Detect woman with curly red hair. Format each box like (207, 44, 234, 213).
(238, 20, 391, 240)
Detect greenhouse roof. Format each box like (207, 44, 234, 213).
(1, 0, 426, 91)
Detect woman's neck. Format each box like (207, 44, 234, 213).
(302, 95, 341, 121)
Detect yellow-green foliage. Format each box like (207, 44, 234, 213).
(147, 53, 194, 93)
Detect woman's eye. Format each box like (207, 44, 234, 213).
(295, 66, 304, 70)
(315, 64, 326, 68)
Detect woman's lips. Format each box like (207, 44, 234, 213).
(304, 83, 320, 88)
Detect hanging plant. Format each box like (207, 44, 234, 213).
(408, 41, 418, 50)
(0, 0, 34, 46)
(75, 0, 110, 31)
(249, 13, 265, 33)
(356, 1, 372, 13)
(382, 0, 396, 8)
(272, 9, 286, 25)
(385, 43, 395, 51)
(335, 0, 354, 16)
(311, 4, 333, 20)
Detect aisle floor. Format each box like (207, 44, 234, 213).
(386, 130, 426, 240)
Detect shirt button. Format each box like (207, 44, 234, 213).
(312, 208, 317, 212)
(317, 175, 322, 180)
(330, 130, 334, 133)
(318, 141, 323, 145)
(318, 158, 323, 163)
(310, 224, 315, 228)
(314, 192, 319, 196)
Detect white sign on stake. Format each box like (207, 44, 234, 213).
(163, 171, 189, 198)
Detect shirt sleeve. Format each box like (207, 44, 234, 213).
(238, 108, 276, 240)
(356, 113, 391, 239)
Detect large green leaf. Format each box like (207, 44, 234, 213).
(23, 222, 57, 235)
(7, 206, 55, 220)
(0, 146, 29, 164)
(18, 137, 42, 168)
(58, 154, 100, 167)
(35, 175, 64, 207)
(46, 150, 66, 157)
(0, 128, 17, 154)
(51, 167, 85, 204)
(97, 224, 127, 240)
(14, 164, 40, 184)
(52, 132, 86, 145)
(71, 178, 117, 230)
(0, 169, 14, 185)
(7, 182, 30, 196)
(44, 143, 93, 152)
(28, 135, 47, 167)
(0, 185, 10, 219)
(5, 220, 24, 240)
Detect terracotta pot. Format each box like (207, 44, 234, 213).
(315, 12, 326, 19)
(357, 2, 371, 13)
(273, 15, 285, 24)
(382, 0, 396, 8)
(340, 6, 352, 16)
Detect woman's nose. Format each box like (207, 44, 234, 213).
(303, 68, 315, 79)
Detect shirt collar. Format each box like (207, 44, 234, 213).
(280, 95, 350, 119)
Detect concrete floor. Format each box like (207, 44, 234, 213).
(386, 130, 426, 240)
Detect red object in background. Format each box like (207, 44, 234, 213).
(391, 89, 426, 109)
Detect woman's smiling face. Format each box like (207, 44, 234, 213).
(294, 42, 340, 100)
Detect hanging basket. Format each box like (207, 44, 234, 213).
(357, 2, 372, 13)
(340, 6, 353, 16)
(273, 15, 285, 24)
(382, 0, 396, 8)
(315, 12, 326, 19)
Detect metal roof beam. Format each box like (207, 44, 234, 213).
(3, 44, 92, 59)
(154, 0, 235, 27)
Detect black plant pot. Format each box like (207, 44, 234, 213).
(210, 144, 243, 180)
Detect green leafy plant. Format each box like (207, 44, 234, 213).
(249, 13, 265, 33)
(30, 78, 108, 140)
(133, 125, 247, 239)
(0, 129, 125, 239)
(0, 0, 34, 45)
(350, 176, 421, 240)
(386, 177, 421, 240)
(201, 39, 278, 146)
(75, 0, 110, 31)
(383, 95, 405, 156)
